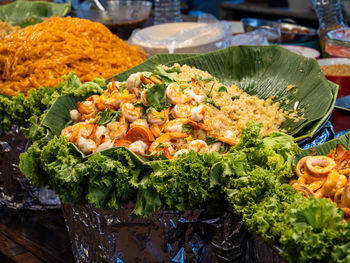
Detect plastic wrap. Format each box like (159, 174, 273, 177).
(0, 125, 60, 210)
(230, 29, 280, 46)
(298, 121, 335, 150)
(129, 14, 231, 57)
(62, 202, 256, 263)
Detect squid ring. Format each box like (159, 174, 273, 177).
(334, 187, 344, 205)
(305, 156, 336, 175)
(295, 157, 308, 177)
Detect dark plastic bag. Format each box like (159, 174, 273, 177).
(0, 125, 60, 210)
(62, 203, 289, 263)
(62, 202, 252, 263)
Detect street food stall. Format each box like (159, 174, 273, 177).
(0, 0, 350, 262)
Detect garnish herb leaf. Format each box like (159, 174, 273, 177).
(97, 109, 122, 125)
(153, 65, 180, 83)
(146, 83, 171, 110)
(231, 95, 240, 101)
(134, 102, 143, 107)
(182, 124, 192, 134)
(205, 97, 221, 110)
(179, 86, 188, 93)
(206, 83, 215, 97)
(218, 86, 227, 92)
(142, 71, 153, 78)
(205, 135, 219, 145)
(194, 75, 205, 89)
(203, 77, 215, 82)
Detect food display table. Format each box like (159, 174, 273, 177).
(0, 109, 348, 263)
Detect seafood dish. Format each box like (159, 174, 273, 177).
(61, 64, 290, 158)
(291, 145, 350, 219)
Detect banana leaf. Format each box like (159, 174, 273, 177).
(0, 0, 70, 28)
(112, 46, 337, 141)
(298, 132, 350, 160)
(41, 46, 337, 145)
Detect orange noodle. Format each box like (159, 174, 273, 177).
(0, 16, 146, 96)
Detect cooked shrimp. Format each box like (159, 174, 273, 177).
(148, 132, 189, 153)
(75, 136, 96, 155)
(184, 89, 204, 104)
(188, 140, 209, 153)
(140, 89, 149, 106)
(190, 105, 209, 122)
(95, 139, 114, 153)
(130, 118, 149, 129)
(129, 140, 149, 155)
(171, 104, 191, 119)
(121, 102, 143, 122)
(209, 142, 222, 153)
(107, 116, 128, 140)
(61, 123, 95, 143)
(150, 124, 163, 138)
(93, 125, 108, 145)
(166, 83, 191, 105)
(77, 100, 96, 116)
(163, 118, 199, 133)
(211, 131, 238, 146)
(70, 109, 80, 122)
(147, 108, 169, 126)
(126, 72, 142, 92)
(106, 80, 122, 92)
(107, 89, 135, 109)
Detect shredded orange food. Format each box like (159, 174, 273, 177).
(0, 16, 146, 96)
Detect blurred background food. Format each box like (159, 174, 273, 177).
(318, 58, 350, 99)
(75, 0, 152, 39)
(0, 16, 145, 96)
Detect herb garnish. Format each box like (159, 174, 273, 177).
(134, 102, 143, 107)
(205, 135, 219, 145)
(205, 83, 221, 110)
(97, 109, 122, 125)
(202, 77, 215, 82)
(182, 125, 192, 134)
(231, 95, 240, 101)
(146, 83, 171, 110)
(218, 86, 227, 92)
(179, 86, 188, 93)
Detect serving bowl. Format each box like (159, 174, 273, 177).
(281, 45, 320, 59)
(325, 27, 350, 58)
(241, 18, 317, 43)
(318, 58, 350, 98)
(75, 0, 152, 39)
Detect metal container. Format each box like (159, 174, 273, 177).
(241, 18, 318, 43)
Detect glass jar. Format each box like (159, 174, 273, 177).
(312, 0, 346, 56)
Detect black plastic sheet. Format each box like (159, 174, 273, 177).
(62, 202, 253, 263)
(0, 125, 60, 210)
(62, 203, 288, 263)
